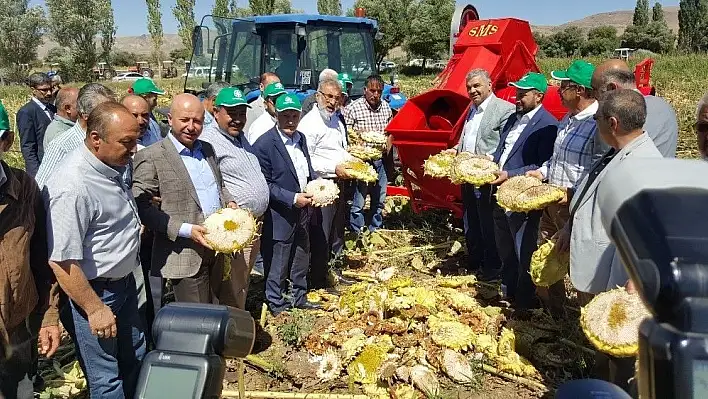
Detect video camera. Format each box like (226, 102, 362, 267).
(134, 302, 256, 399)
(557, 157, 708, 399)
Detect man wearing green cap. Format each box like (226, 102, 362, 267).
(488, 72, 559, 315)
(0, 102, 61, 399)
(252, 93, 321, 314)
(246, 81, 287, 144)
(131, 78, 166, 147)
(338, 72, 353, 107)
(200, 87, 270, 309)
(526, 59, 607, 318)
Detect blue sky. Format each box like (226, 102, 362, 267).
(31, 0, 679, 36)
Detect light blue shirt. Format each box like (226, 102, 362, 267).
(167, 134, 222, 238)
(204, 110, 215, 129)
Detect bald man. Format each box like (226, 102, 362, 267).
(245, 72, 280, 133)
(44, 86, 79, 148)
(591, 59, 678, 157)
(121, 95, 151, 150)
(132, 93, 237, 304)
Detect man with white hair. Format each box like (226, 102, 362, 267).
(301, 68, 339, 114)
(450, 68, 514, 282)
(695, 92, 708, 160)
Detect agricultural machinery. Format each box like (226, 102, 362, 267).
(184, 11, 407, 107)
(386, 4, 656, 218)
(161, 60, 179, 78)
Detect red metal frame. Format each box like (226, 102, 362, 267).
(384, 16, 656, 218)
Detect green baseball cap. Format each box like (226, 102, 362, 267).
(338, 72, 353, 85)
(215, 87, 250, 107)
(551, 60, 595, 89)
(0, 101, 10, 132)
(275, 93, 302, 112)
(263, 82, 287, 99)
(509, 72, 548, 93)
(131, 78, 165, 95)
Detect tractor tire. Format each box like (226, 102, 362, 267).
(142, 68, 154, 78)
(104, 69, 115, 80)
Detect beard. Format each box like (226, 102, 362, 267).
(319, 106, 333, 120)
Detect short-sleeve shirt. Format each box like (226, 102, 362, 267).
(44, 144, 142, 279)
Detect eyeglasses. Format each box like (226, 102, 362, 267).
(34, 86, 52, 93)
(317, 91, 339, 101)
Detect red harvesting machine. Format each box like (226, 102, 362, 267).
(386, 5, 655, 218)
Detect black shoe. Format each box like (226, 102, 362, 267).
(332, 269, 356, 286)
(296, 301, 323, 311)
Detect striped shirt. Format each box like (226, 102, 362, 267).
(539, 101, 603, 188)
(199, 125, 269, 217)
(343, 97, 392, 132)
(35, 123, 132, 189)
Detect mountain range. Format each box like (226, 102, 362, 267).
(35, 6, 680, 60)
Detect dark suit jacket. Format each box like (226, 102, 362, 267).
(252, 127, 316, 242)
(131, 135, 235, 279)
(16, 100, 55, 177)
(492, 106, 558, 177)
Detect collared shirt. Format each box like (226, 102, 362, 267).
(32, 97, 53, 120)
(35, 123, 131, 189)
(460, 94, 495, 154)
(204, 110, 215, 129)
(342, 97, 392, 132)
(498, 105, 542, 167)
(44, 145, 142, 279)
(200, 124, 269, 217)
(246, 111, 276, 145)
(167, 134, 222, 238)
(298, 105, 351, 179)
(43, 115, 75, 148)
(278, 128, 309, 195)
(539, 101, 599, 188)
(138, 115, 163, 148)
(244, 96, 265, 134)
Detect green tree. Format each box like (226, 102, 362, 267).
(99, 1, 116, 64)
(46, 0, 115, 81)
(45, 47, 68, 63)
(582, 26, 619, 56)
(405, 0, 454, 66)
(318, 0, 341, 15)
(348, 0, 413, 67)
(587, 26, 618, 41)
(652, 2, 665, 23)
(147, 0, 164, 65)
(0, 0, 46, 67)
(213, 0, 229, 16)
(111, 50, 139, 66)
(172, 0, 196, 53)
(633, 0, 650, 27)
(621, 22, 676, 53)
(678, 0, 708, 51)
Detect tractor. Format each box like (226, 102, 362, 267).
(129, 61, 154, 78)
(184, 11, 407, 108)
(161, 60, 178, 78)
(93, 62, 116, 80)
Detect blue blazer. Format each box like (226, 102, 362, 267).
(252, 126, 316, 242)
(492, 106, 558, 177)
(16, 100, 55, 177)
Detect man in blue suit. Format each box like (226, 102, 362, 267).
(489, 73, 558, 314)
(252, 94, 321, 315)
(16, 73, 56, 177)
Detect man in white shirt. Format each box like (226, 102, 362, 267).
(488, 73, 558, 313)
(451, 68, 515, 281)
(245, 72, 280, 133)
(247, 82, 286, 144)
(297, 78, 355, 289)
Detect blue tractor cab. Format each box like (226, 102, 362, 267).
(185, 14, 406, 109)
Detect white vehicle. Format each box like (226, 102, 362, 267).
(112, 72, 145, 82)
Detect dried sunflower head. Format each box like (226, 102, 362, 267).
(530, 239, 569, 287)
(513, 184, 565, 212)
(202, 208, 259, 253)
(305, 178, 340, 207)
(495, 175, 543, 212)
(348, 144, 383, 161)
(440, 288, 480, 313)
(423, 151, 456, 178)
(428, 316, 476, 351)
(341, 158, 378, 183)
(449, 152, 499, 186)
(316, 348, 342, 382)
(580, 287, 651, 357)
(435, 275, 477, 288)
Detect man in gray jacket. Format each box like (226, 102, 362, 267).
(451, 68, 515, 280)
(591, 59, 678, 158)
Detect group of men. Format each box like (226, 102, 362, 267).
(0, 67, 396, 398)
